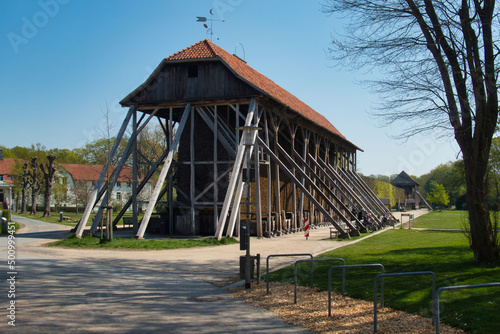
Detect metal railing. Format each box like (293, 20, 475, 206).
(373, 271, 436, 333)
(435, 282, 500, 334)
(328, 264, 385, 317)
(294, 258, 345, 304)
(266, 253, 313, 294)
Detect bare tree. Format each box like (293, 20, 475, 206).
(73, 180, 93, 213)
(323, 0, 499, 263)
(21, 161, 30, 214)
(40, 154, 57, 218)
(30, 156, 41, 215)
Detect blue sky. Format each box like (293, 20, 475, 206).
(1, 0, 460, 176)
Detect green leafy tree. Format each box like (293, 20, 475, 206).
(418, 161, 466, 207)
(48, 148, 87, 164)
(323, 0, 499, 263)
(488, 137, 500, 209)
(427, 182, 450, 209)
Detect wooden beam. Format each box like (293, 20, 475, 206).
(213, 105, 219, 233)
(257, 137, 352, 238)
(196, 107, 236, 158)
(254, 107, 262, 238)
(264, 110, 272, 234)
(190, 107, 196, 234)
(317, 156, 382, 225)
(215, 99, 257, 239)
(75, 106, 134, 237)
(168, 108, 174, 235)
(135, 103, 191, 239)
(132, 109, 138, 232)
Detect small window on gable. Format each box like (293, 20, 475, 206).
(188, 65, 198, 78)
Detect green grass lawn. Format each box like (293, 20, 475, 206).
(48, 234, 238, 249)
(269, 211, 500, 333)
(411, 210, 469, 229)
(13, 211, 144, 227)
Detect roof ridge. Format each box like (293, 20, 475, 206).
(165, 39, 218, 61)
(204, 39, 217, 56)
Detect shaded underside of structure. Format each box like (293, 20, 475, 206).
(75, 40, 393, 239)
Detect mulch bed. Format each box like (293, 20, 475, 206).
(231, 282, 465, 334)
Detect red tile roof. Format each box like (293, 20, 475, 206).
(61, 164, 133, 182)
(166, 40, 348, 141)
(0, 158, 17, 175)
(0, 159, 137, 183)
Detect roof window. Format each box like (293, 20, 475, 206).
(188, 65, 198, 78)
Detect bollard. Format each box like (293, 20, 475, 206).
(60, 212, 63, 222)
(1, 217, 7, 234)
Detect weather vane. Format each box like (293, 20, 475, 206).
(196, 9, 225, 41)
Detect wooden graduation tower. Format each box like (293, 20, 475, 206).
(75, 40, 391, 239)
(391, 171, 431, 210)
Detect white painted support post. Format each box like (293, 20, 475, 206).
(132, 109, 138, 232)
(215, 99, 256, 239)
(226, 114, 260, 238)
(90, 108, 160, 233)
(75, 107, 134, 237)
(135, 104, 191, 239)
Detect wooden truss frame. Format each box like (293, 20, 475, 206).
(75, 98, 393, 240)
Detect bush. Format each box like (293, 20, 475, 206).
(1, 209, 11, 221)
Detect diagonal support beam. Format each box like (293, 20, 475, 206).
(258, 137, 355, 238)
(215, 99, 257, 239)
(75, 106, 135, 237)
(315, 155, 382, 227)
(343, 168, 390, 217)
(196, 107, 236, 158)
(291, 150, 364, 228)
(88, 108, 161, 231)
(135, 103, 191, 239)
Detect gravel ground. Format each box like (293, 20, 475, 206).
(232, 283, 465, 334)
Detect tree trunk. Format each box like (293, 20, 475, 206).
(41, 155, 57, 218)
(43, 186, 52, 217)
(463, 151, 499, 264)
(21, 161, 29, 214)
(30, 157, 39, 216)
(31, 192, 37, 215)
(21, 186, 28, 214)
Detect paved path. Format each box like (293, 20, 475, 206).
(0, 210, 429, 333)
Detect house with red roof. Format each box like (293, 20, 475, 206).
(58, 164, 151, 209)
(76, 39, 392, 239)
(0, 152, 16, 210)
(0, 150, 151, 211)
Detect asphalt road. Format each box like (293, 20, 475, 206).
(0, 216, 311, 333)
(1, 210, 428, 333)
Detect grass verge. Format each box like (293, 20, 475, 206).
(13, 211, 144, 227)
(47, 234, 238, 250)
(269, 211, 500, 334)
(411, 210, 468, 229)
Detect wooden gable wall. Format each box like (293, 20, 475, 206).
(128, 61, 260, 105)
